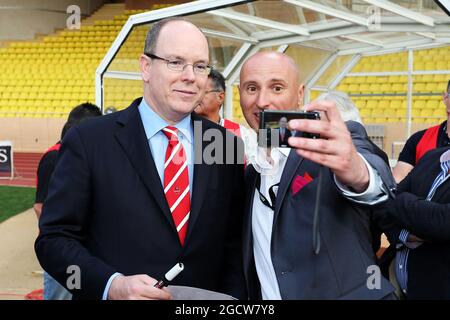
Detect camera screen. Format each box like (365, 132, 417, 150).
(258, 110, 320, 148)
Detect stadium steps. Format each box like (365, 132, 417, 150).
(82, 3, 127, 26)
(0, 152, 42, 187)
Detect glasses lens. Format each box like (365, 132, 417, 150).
(167, 60, 184, 71)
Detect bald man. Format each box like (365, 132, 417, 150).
(239, 51, 396, 300)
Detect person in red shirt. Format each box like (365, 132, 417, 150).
(393, 80, 450, 183)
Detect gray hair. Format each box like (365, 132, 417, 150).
(315, 90, 363, 124)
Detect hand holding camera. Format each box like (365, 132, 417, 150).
(287, 100, 370, 193)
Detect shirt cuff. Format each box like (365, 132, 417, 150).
(102, 272, 122, 300)
(398, 229, 423, 249)
(334, 153, 388, 205)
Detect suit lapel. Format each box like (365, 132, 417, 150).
(114, 98, 176, 231)
(273, 150, 304, 226)
(184, 114, 213, 243)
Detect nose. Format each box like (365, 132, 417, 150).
(255, 89, 270, 110)
(180, 64, 196, 82)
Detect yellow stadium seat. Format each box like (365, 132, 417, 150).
(434, 74, 447, 83)
(414, 61, 425, 70)
(413, 117, 426, 124)
(380, 84, 392, 93)
(414, 83, 427, 93)
(370, 84, 382, 94)
(359, 84, 371, 93)
(355, 77, 367, 84)
(360, 108, 372, 117)
(426, 100, 439, 109)
(425, 62, 436, 70)
(390, 101, 401, 109)
(433, 108, 446, 117)
(425, 83, 439, 92)
(385, 107, 397, 117)
(337, 84, 348, 92)
(420, 109, 431, 117)
(395, 109, 406, 117)
(413, 100, 426, 109)
(412, 109, 422, 117)
(378, 100, 390, 109)
(356, 100, 367, 109)
(366, 100, 378, 109)
(425, 118, 438, 124)
(436, 61, 447, 70)
(347, 84, 359, 93)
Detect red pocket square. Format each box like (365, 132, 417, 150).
(291, 173, 313, 196)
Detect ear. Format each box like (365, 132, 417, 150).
(218, 91, 225, 105)
(140, 54, 151, 82)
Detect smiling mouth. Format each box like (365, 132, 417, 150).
(174, 90, 196, 95)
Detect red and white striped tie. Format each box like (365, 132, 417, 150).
(162, 126, 190, 246)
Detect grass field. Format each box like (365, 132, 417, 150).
(0, 186, 35, 223)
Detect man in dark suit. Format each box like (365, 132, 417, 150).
(239, 51, 395, 299)
(35, 18, 245, 300)
(376, 147, 450, 299)
(277, 117, 291, 147)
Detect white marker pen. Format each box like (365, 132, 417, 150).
(154, 262, 184, 289)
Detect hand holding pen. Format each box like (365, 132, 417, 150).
(154, 262, 184, 289)
(107, 263, 184, 300)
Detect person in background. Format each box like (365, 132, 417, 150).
(194, 69, 256, 161)
(376, 146, 450, 299)
(315, 90, 390, 256)
(34, 102, 101, 300)
(392, 80, 450, 183)
(315, 90, 388, 164)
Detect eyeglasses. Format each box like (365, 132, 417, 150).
(145, 53, 211, 76)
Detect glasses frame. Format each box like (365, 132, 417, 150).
(145, 52, 212, 76)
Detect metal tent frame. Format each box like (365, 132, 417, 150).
(96, 0, 450, 138)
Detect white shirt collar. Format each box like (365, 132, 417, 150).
(249, 147, 291, 176)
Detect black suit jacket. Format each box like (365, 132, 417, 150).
(35, 98, 246, 299)
(376, 147, 450, 299)
(243, 121, 395, 299)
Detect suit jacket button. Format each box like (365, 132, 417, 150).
(281, 271, 288, 276)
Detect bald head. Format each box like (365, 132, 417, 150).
(238, 51, 305, 131)
(240, 51, 300, 84)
